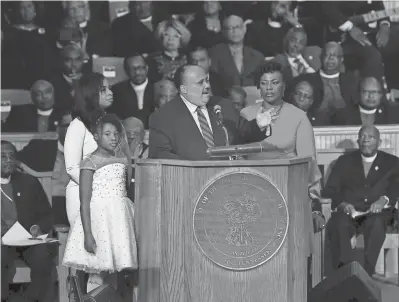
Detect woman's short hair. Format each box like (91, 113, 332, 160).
(253, 61, 284, 89)
(155, 19, 192, 48)
(72, 72, 106, 132)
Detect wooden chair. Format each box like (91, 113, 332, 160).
(92, 57, 128, 87)
(1, 89, 32, 106)
(312, 148, 399, 287)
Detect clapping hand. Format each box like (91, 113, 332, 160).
(349, 26, 372, 46)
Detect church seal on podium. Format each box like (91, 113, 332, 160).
(193, 171, 289, 270)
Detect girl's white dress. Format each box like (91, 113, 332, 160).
(63, 154, 138, 273)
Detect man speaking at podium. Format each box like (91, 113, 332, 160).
(149, 65, 273, 160)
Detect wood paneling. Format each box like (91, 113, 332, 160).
(1, 132, 58, 151)
(136, 159, 310, 302)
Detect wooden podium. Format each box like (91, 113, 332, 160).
(135, 157, 311, 302)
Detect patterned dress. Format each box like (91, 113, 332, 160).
(63, 154, 138, 273)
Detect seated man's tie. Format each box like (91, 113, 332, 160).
(196, 107, 214, 148)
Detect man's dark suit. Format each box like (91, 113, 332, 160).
(111, 12, 163, 57)
(149, 95, 267, 160)
(332, 104, 399, 125)
(107, 80, 155, 129)
(47, 72, 77, 117)
(209, 43, 264, 88)
(323, 150, 399, 274)
(1, 173, 55, 301)
(2, 105, 61, 132)
(321, 1, 386, 80)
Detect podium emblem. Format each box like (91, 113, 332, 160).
(193, 172, 288, 270)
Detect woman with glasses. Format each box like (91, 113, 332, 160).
(289, 79, 331, 126)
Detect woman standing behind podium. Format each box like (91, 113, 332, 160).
(241, 61, 323, 253)
(64, 72, 114, 226)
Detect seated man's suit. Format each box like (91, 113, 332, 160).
(323, 150, 399, 275)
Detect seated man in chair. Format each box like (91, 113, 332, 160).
(323, 125, 399, 276)
(1, 141, 55, 302)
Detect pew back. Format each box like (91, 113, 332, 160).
(1, 132, 58, 151)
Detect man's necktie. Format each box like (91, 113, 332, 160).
(196, 107, 214, 148)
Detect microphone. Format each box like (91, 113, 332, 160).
(213, 105, 230, 148)
(213, 105, 223, 126)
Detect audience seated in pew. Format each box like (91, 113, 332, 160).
(322, 125, 399, 276)
(2, 80, 63, 133)
(332, 76, 399, 126)
(209, 13, 264, 89)
(1, 140, 56, 302)
(228, 86, 247, 112)
(62, 1, 112, 61)
(147, 19, 191, 82)
(245, 1, 294, 59)
(153, 79, 178, 110)
(288, 79, 331, 126)
(1, 1, 57, 90)
(291, 42, 359, 115)
(107, 53, 155, 128)
(122, 117, 148, 201)
(187, 1, 225, 50)
(47, 43, 87, 117)
(274, 27, 321, 84)
(188, 46, 228, 98)
(111, 1, 165, 58)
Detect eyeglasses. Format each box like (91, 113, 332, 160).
(361, 90, 382, 96)
(224, 25, 243, 32)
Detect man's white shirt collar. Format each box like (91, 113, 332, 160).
(268, 18, 282, 28)
(181, 95, 199, 114)
(320, 70, 340, 79)
(37, 108, 53, 116)
(359, 107, 377, 115)
(362, 153, 377, 163)
(140, 16, 152, 23)
(130, 78, 148, 91)
(79, 21, 88, 28)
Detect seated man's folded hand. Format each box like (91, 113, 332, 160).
(338, 202, 355, 216)
(369, 196, 388, 213)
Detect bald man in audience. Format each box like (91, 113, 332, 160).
(290, 42, 359, 114)
(323, 125, 399, 275)
(210, 14, 264, 88)
(2, 80, 62, 132)
(332, 76, 399, 125)
(108, 53, 155, 128)
(154, 79, 178, 109)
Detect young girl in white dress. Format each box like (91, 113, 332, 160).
(63, 114, 137, 291)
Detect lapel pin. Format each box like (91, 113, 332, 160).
(378, 109, 382, 114)
(375, 166, 379, 171)
(312, 117, 316, 121)
(38, 28, 45, 34)
(309, 55, 313, 60)
(17, 192, 21, 196)
(54, 121, 58, 126)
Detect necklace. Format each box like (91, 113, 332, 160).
(1, 186, 13, 202)
(262, 103, 284, 125)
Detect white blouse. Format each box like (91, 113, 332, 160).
(64, 118, 97, 188)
